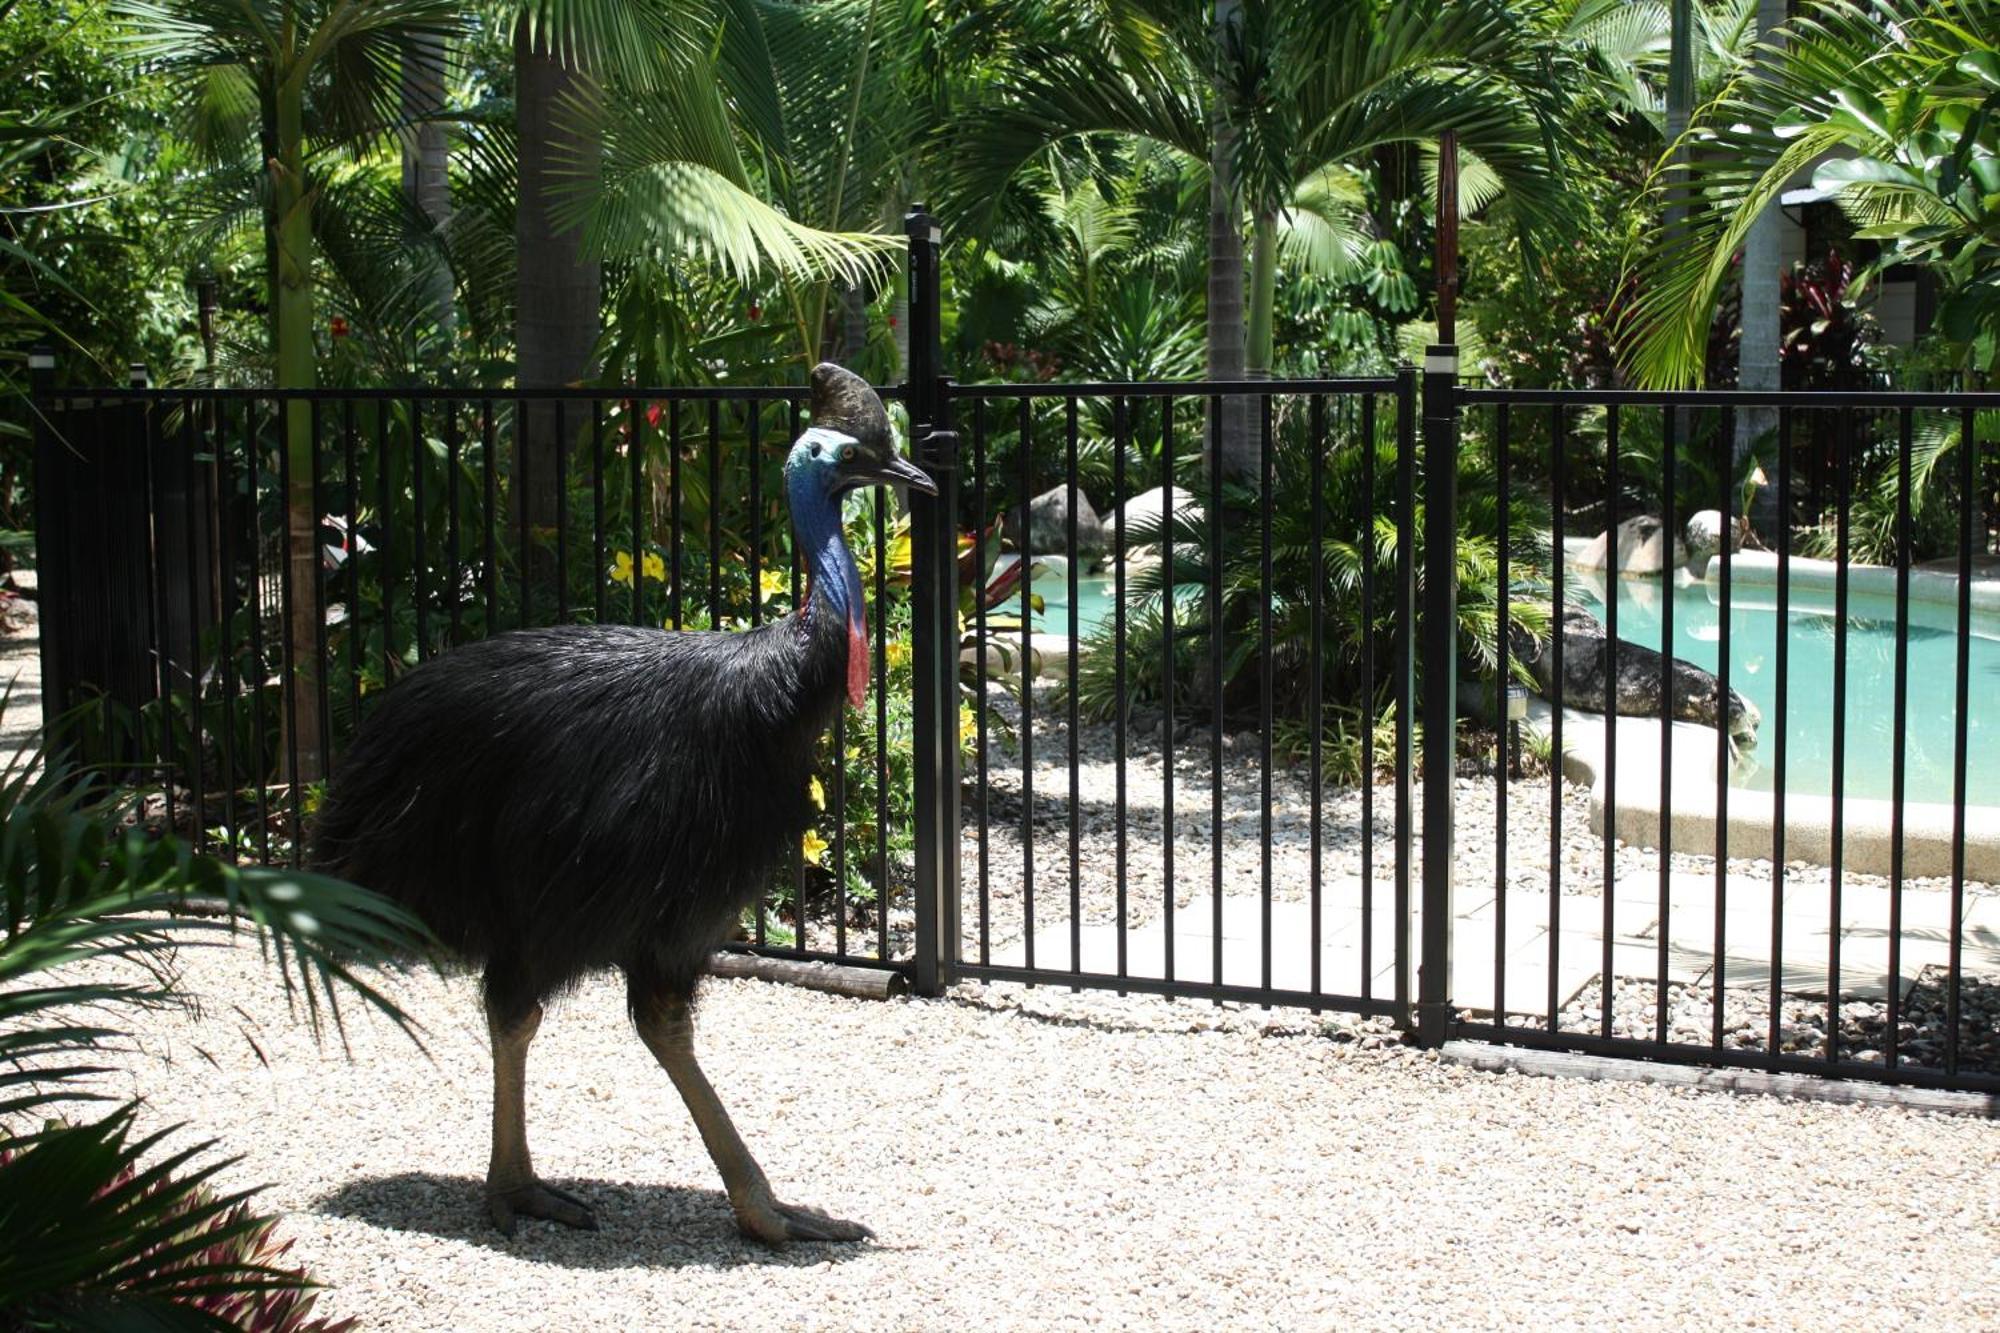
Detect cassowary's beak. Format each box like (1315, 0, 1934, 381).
(870, 452, 937, 495)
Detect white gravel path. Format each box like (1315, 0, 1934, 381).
(63, 938, 2000, 1330)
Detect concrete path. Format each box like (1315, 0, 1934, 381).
(0, 572, 42, 771)
(1030, 871, 2000, 1018)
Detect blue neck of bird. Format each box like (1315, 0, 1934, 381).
(788, 468, 864, 640)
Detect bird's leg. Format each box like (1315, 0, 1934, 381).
(631, 989, 870, 1245)
(484, 999, 597, 1235)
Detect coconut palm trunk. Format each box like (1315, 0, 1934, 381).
(1206, 0, 1252, 483)
(402, 30, 453, 335)
(273, 58, 324, 786)
(1736, 0, 1789, 534)
(514, 18, 600, 609)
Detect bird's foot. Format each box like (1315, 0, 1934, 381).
(734, 1193, 871, 1246)
(487, 1179, 598, 1236)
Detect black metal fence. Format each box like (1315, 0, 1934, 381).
(27, 212, 2000, 1096)
(1448, 383, 2000, 1095)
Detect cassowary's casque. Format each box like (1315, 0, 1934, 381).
(310, 363, 930, 1244)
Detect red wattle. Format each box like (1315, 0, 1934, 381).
(847, 614, 869, 709)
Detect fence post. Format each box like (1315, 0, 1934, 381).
(905, 202, 961, 997)
(27, 346, 57, 732)
(1417, 343, 1460, 1047)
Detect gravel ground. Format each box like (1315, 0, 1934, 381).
(59, 939, 2000, 1330)
(1555, 968, 2000, 1074)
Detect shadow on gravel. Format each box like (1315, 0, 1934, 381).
(313, 1173, 879, 1269)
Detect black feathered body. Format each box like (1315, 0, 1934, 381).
(310, 601, 847, 1008)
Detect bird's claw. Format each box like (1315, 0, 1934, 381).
(735, 1195, 871, 1246)
(487, 1180, 598, 1236)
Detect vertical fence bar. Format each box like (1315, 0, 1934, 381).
(788, 397, 805, 955)
(1417, 345, 1459, 1045)
(1828, 408, 1853, 1061)
(648, 399, 661, 628)
(1886, 405, 1914, 1069)
(246, 401, 271, 863)
(1601, 405, 1619, 1040)
(907, 206, 961, 993)
(378, 406, 395, 684)
(751, 399, 768, 951)
(1208, 393, 1225, 996)
(1258, 392, 1275, 1002)
(1066, 394, 1081, 985)
(215, 398, 241, 857)
(182, 401, 208, 847)
(274, 403, 301, 861)
(481, 400, 497, 629)
(1113, 395, 1129, 985)
(139, 381, 178, 828)
(1770, 405, 1791, 1063)
(1020, 395, 1035, 971)
(554, 400, 568, 624)
(412, 400, 429, 660)
(1713, 408, 1733, 1047)
(341, 401, 360, 738)
(1309, 393, 1326, 998)
(707, 400, 722, 623)
(1394, 368, 1418, 1022)
(516, 403, 531, 629)
(592, 401, 605, 624)
(1161, 396, 1176, 987)
(1659, 405, 1675, 1042)
(1948, 406, 1974, 1076)
(1362, 392, 1378, 999)
(1548, 403, 1566, 1031)
(1494, 401, 1510, 1021)
(874, 496, 889, 962)
(974, 398, 991, 968)
(446, 402, 462, 648)
(25, 350, 55, 732)
(307, 401, 329, 783)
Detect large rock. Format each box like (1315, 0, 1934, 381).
(1112, 485, 1199, 548)
(1684, 509, 1741, 573)
(1010, 484, 1106, 559)
(1574, 514, 1686, 575)
(1516, 608, 1760, 743)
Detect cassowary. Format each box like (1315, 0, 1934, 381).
(310, 363, 930, 1244)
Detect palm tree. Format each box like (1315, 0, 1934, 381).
(1620, 0, 2000, 385)
(562, 0, 914, 370)
(120, 0, 464, 786)
(948, 0, 1568, 480)
(0, 727, 431, 1325)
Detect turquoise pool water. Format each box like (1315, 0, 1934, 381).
(1571, 573, 2000, 806)
(1029, 568, 1118, 638)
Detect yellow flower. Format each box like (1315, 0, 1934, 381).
(760, 569, 789, 602)
(808, 776, 825, 810)
(610, 551, 635, 586)
(801, 828, 828, 866)
(960, 703, 978, 746)
(885, 639, 910, 669)
(642, 551, 666, 582)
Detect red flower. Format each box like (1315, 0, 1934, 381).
(645, 402, 663, 428)
(329, 315, 350, 339)
(887, 314, 899, 329)
(747, 302, 762, 322)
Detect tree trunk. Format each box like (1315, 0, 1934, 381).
(1206, 0, 1252, 482)
(839, 281, 870, 366)
(402, 30, 454, 337)
(1736, 0, 1788, 536)
(1246, 208, 1277, 380)
(272, 66, 323, 786)
(514, 18, 600, 617)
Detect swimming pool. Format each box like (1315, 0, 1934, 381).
(1569, 570, 1999, 807)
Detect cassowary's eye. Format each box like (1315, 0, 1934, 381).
(838, 444, 854, 462)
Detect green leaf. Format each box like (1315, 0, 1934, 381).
(1958, 50, 2000, 90)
